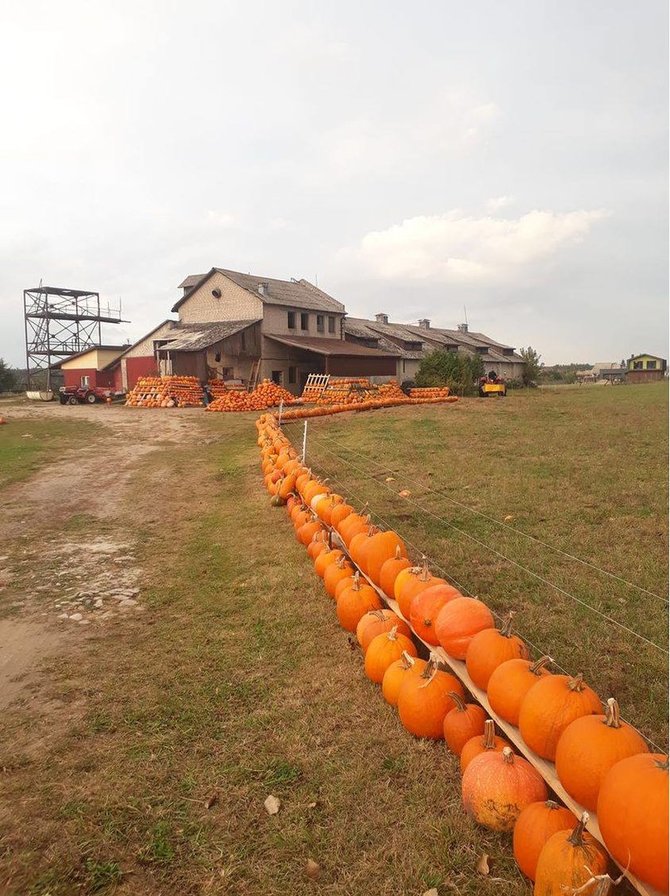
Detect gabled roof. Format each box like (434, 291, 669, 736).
(178, 274, 207, 290)
(343, 318, 424, 359)
(52, 345, 127, 368)
(114, 319, 177, 361)
(155, 320, 260, 352)
(265, 335, 397, 358)
(172, 268, 345, 314)
(629, 353, 666, 362)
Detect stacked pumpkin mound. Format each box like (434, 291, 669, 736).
(252, 380, 297, 407)
(125, 376, 204, 408)
(254, 411, 669, 896)
(206, 389, 268, 412)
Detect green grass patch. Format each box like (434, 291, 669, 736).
(0, 417, 100, 487)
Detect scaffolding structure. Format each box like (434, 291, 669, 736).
(23, 286, 124, 391)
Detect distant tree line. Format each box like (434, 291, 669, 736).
(0, 359, 19, 392)
(537, 363, 593, 384)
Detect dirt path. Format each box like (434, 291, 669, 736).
(0, 404, 208, 709)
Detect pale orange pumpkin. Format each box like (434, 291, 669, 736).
(462, 746, 548, 831)
(513, 800, 575, 881)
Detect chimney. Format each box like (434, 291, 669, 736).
(418, 318, 431, 330)
(375, 312, 389, 324)
(458, 322, 469, 333)
(258, 282, 269, 296)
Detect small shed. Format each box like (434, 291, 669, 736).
(626, 354, 667, 383)
(56, 346, 127, 390)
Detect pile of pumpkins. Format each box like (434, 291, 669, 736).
(125, 376, 205, 408)
(206, 379, 297, 413)
(256, 411, 668, 895)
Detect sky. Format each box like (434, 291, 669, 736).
(1, 0, 667, 366)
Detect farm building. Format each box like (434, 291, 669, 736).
(626, 353, 667, 383)
(575, 362, 627, 383)
(55, 345, 127, 390)
(85, 267, 524, 394)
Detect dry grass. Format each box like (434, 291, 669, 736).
(0, 385, 666, 895)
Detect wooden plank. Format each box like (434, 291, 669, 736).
(319, 521, 662, 896)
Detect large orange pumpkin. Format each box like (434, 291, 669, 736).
(314, 547, 344, 578)
(396, 654, 464, 739)
(554, 698, 649, 811)
(356, 609, 412, 651)
(364, 627, 418, 684)
(379, 548, 411, 600)
(409, 585, 460, 645)
(512, 800, 575, 881)
(324, 555, 354, 598)
(465, 614, 530, 691)
(462, 746, 548, 831)
(442, 693, 486, 755)
(336, 572, 382, 632)
(533, 813, 608, 896)
(348, 526, 380, 573)
(297, 519, 325, 547)
(487, 656, 553, 726)
(434, 596, 495, 659)
(330, 502, 354, 528)
(381, 652, 425, 706)
(395, 564, 446, 618)
(365, 531, 406, 585)
(460, 719, 512, 773)
(597, 753, 669, 892)
(518, 673, 602, 762)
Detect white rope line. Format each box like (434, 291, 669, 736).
(307, 429, 668, 604)
(302, 435, 668, 656)
(302, 452, 667, 755)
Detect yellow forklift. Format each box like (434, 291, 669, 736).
(478, 370, 507, 397)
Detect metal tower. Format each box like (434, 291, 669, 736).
(23, 286, 124, 390)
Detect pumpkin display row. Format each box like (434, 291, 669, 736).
(281, 393, 459, 421)
(255, 411, 669, 895)
(125, 375, 205, 408)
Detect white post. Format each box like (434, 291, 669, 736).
(278, 400, 283, 425)
(302, 419, 308, 462)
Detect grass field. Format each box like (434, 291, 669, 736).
(0, 383, 667, 895)
(0, 416, 100, 488)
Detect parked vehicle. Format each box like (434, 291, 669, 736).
(59, 386, 124, 405)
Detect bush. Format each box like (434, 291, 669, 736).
(416, 351, 484, 395)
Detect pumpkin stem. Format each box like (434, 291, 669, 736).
(393, 545, 403, 560)
(482, 719, 496, 749)
(604, 698, 622, 729)
(418, 559, 431, 583)
(400, 650, 416, 670)
(419, 653, 439, 687)
(386, 625, 399, 641)
(351, 571, 361, 592)
(655, 757, 669, 771)
(448, 692, 466, 712)
(501, 747, 515, 764)
(567, 673, 586, 692)
(567, 812, 590, 847)
(500, 612, 515, 637)
(545, 800, 560, 810)
(530, 656, 553, 675)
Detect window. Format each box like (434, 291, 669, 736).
(328, 316, 336, 334)
(288, 366, 297, 384)
(402, 360, 406, 374)
(301, 312, 309, 330)
(241, 331, 246, 351)
(647, 360, 657, 369)
(271, 370, 283, 384)
(317, 314, 324, 333)
(80, 375, 90, 387)
(633, 361, 644, 370)
(214, 351, 221, 362)
(288, 311, 296, 329)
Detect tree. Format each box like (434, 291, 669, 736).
(519, 346, 543, 386)
(416, 350, 484, 395)
(0, 359, 17, 392)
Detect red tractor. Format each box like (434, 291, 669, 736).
(59, 385, 121, 405)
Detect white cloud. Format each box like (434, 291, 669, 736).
(486, 195, 515, 213)
(341, 208, 609, 285)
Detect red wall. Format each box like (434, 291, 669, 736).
(64, 368, 98, 388)
(125, 356, 159, 389)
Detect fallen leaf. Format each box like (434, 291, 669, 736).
(476, 853, 490, 875)
(398, 489, 411, 498)
(264, 794, 281, 815)
(305, 858, 320, 879)
(504, 515, 514, 522)
(385, 476, 396, 482)
(204, 791, 219, 809)
(307, 801, 317, 809)
(422, 889, 439, 896)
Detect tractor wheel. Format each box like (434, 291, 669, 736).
(85, 392, 97, 404)
(67, 396, 78, 405)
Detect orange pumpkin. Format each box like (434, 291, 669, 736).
(330, 502, 354, 527)
(409, 584, 461, 645)
(395, 563, 446, 618)
(379, 547, 411, 600)
(442, 693, 487, 755)
(307, 532, 329, 561)
(465, 613, 530, 691)
(434, 596, 495, 659)
(381, 652, 425, 706)
(336, 572, 382, 632)
(348, 526, 380, 574)
(314, 547, 344, 578)
(460, 719, 512, 773)
(533, 813, 608, 896)
(356, 609, 412, 651)
(365, 531, 406, 585)
(323, 555, 355, 598)
(555, 698, 649, 811)
(397, 654, 464, 739)
(597, 753, 669, 892)
(364, 627, 418, 684)
(519, 673, 602, 762)
(487, 656, 553, 726)
(513, 800, 575, 881)
(296, 519, 324, 547)
(462, 746, 548, 831)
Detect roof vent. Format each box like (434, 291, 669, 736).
(458, 322, 469, 333)
(375, 313, 389, 324)
(418, 318, 431, 329)
(258, 282, 269, 296)
(212, 288, 222, 299)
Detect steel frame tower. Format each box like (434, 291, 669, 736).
(23, 286, 124, 390)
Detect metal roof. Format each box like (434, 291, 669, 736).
(265, 335, 397, 358)
(157, 320, 260, 352)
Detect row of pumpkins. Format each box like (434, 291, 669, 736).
(206, 380, 297, 413)
(255, 411, 668, 895)
(280, 392, 459, 422)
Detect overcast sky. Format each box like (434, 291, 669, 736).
(1, 0, 667, 366)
